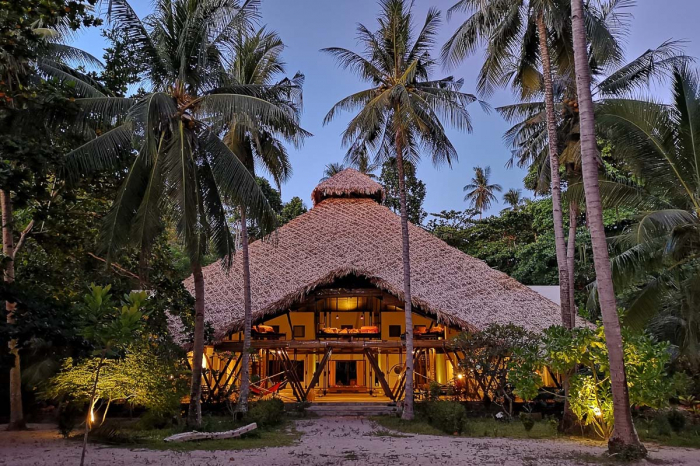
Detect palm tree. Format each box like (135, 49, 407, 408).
(440, 0, 618, 327)
(322, 0, 480, 420)
(223, 27, 307, 414)
(570, 0, 644, 455)
(320, 162, 347, 181)
(463, 166, 502, 218)
(499, 39, 690, 321)
(594, 65, 700, 372)
(61, 0, 291, 428)
(502, 188, 523, 209)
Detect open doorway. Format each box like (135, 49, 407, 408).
(335, 361, 358, 387)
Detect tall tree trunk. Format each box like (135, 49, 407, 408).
(567, 201, 578, 325)
(570, 0, 645, 456)
(395, 136, 414, 421)
(237, 207, 252, 414)
(187, 262, 205, 428)
(2, 189, 25, 431)
(80, 354, 105, 466)
(537, 14, 572, 329)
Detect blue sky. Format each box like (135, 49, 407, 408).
(73, 0, 700, 219)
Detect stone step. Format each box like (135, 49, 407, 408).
(306, 404, 398, 417)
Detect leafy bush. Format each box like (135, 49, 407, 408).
(653, 414, 672, 436)
(57, 402, 81, 438)
(519, 412, 535, 432)
(423, 401, 467, 434)
(428, 381, 442, 401)
(244, 399, 285, 428)
(510, 324, 679, 440)
(667, 409, 686, 433)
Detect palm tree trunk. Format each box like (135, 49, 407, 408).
(537, 14, 572, 329)
(567, 201, 578, 325)
(237, 207, 252, 414)
(395, 135, 414, 421)
(570, 0, 645, 456)
(187, 262, 205, 428)
(2, 189, 26, 431)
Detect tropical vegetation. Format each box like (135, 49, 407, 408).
(0, 0, 699, 461)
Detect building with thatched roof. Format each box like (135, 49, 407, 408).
(180, 169, 565, 403)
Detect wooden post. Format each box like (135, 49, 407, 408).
(364, 348, 394, 400)
(278, 350, 304, 401)
(304, 347, 332, 399)
(221, 352, 243, 397)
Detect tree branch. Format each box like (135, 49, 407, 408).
(11, 220, 35, 260)
(86, 252, 146, 284)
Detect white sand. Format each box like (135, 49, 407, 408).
(1, 418, 698, 466)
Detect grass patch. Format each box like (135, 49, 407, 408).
(372, 415, 560, 440)
(636, 420, 700, 449)
(375, 414, 700, 450)
(87, 416, 300, 452)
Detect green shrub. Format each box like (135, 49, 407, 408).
(244, 398, 285, 428)
(423, 401, 467, 434)
(653, 414, 672, 436)
(57, 403, 80, 438)
(137, 410, 178, 430)
(667, 409, 686, 433)
(519, 412, 535, 432)
(428, 381, 442, 401)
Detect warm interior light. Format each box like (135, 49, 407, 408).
(335, 314, 339, 320)
(360, 314, 364, 320)
(592, 406, 602, 417)
(90, 409, 95, 424)
(457, 373, 464, 380)
(202, 355, 207, 369)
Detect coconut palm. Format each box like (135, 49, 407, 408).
(502, 188, 523, 209)
(440, 0, 621, 327)
(322, 0, 480, 420)
(320, 162, 347, 181)
(223, 27, 307, 414)
(594, 65, 700, 371)
(499, 39, 690, 319)
(464, 166, 502, 218)
(570, 0, 644, 455)
(60, 0, 295, 428)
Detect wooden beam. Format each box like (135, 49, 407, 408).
(209, 356, 233, 400)
(364, 348, 394, 400)
(215, 339, 449, 352)
(278, 350, 304, 401)
(220, 352, 243, 397)
(304, 347, 332, 399)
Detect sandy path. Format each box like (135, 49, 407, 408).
(0, 419, 698, 466)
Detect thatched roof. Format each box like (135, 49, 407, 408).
(312, 168, 385, 206)
(176, 169, 573, 344)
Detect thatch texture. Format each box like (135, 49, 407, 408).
(175, 169, 575, 344)
(312, 168, 385, 205)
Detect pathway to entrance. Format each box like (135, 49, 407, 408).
(1, 418, 697, 465)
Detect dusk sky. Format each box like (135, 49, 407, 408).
(73, 0, 700, 219)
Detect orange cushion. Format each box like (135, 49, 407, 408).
(323, 327, 338, 334)
(360, 326, 379, 334)
(257, 325, 274, 333)
(413, 326, 427, 334)
(349, 328, 360, 334)
(339, 328, 350, 334)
